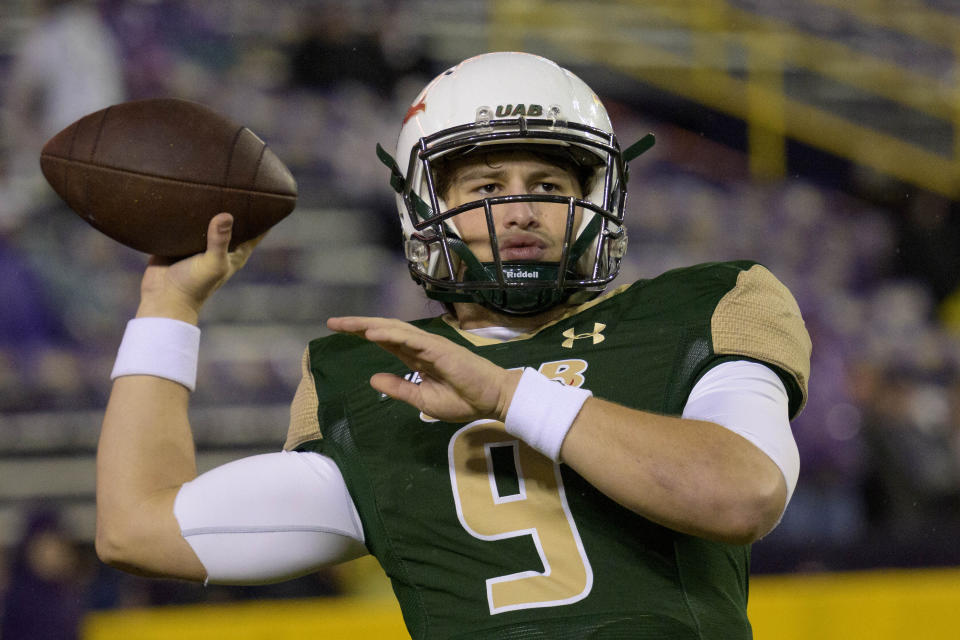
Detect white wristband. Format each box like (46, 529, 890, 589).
(503, 368, 592, 461)
(110, 317, 201, 391)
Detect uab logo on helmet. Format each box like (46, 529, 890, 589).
(495, 103, 543, 117)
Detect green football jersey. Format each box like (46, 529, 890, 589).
(285, 261, 810, 639)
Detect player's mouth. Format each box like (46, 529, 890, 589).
(497, 234, 548, 261)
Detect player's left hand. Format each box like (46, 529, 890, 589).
(327, 316, 522, 424)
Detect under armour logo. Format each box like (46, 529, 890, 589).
(561, 323, 606, 349)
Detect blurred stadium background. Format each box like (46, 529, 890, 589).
(0, 0, 959, 637)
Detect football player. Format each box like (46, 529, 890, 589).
(97, 52, 810, 638)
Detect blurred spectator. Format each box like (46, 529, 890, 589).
(0, 231, 79, 412)
(282, 3, 433, 213)
(0, 0, 144, 415)
(860, 367, 960, 537)
(0, 0, 124, 229)
(0, 0, 125, 413)
(0, 235, 66, 349)
(895, 191, 960, 303)
(287, 6, 396, 98)
(99, 0, 179, 99)
(0, 507, 86, 640)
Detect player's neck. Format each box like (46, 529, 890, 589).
(451, 301, 571, 331)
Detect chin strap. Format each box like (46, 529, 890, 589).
(376, 143, 434, 221)
(429, 237, 579, 315)
(623, 133, 656, 163)
(376, 143, 406, 194)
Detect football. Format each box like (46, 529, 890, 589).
(39, 98, 297, 258)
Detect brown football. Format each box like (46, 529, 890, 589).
(40, 98, 297, 258)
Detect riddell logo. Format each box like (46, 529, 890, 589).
(503, 267, 539, 279)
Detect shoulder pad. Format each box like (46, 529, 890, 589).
(711, 264, 811, 416)
(284, 347, 322, 451)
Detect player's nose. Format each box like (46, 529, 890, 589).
(498, 196, 539, 229)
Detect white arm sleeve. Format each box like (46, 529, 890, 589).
(681, 360, 800, 513)
(173, 450, 368, 585)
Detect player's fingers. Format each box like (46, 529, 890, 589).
(363, 326, 438, 358)
(328, 318, 427, 352)
(230, 228, 268, 261)
(327, 316, 400, 334)
(368, 372, 416, 403)
(330, 317, 436, 349)
(205, 212, 234, 256)
(371, 373, 445, 417)
(325, 316, 361, 333)
(328, 317, 458, 374)
(226, 230, 264, 273)
(239, 229, 268, 250)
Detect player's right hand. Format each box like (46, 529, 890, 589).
(327, 316, 523, 425)
(136, 212, 263, 325)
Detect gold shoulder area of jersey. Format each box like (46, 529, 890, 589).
(711, 263, 811, 402)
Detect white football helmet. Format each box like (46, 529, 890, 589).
(378, 52, 654, 315)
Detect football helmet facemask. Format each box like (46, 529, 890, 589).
(378, 52, 654, 315)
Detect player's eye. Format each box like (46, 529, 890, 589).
(477, 183, 499, 195)
(533, 182, 561, 194)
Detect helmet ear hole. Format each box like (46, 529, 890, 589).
(405, 236, 430, 264)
